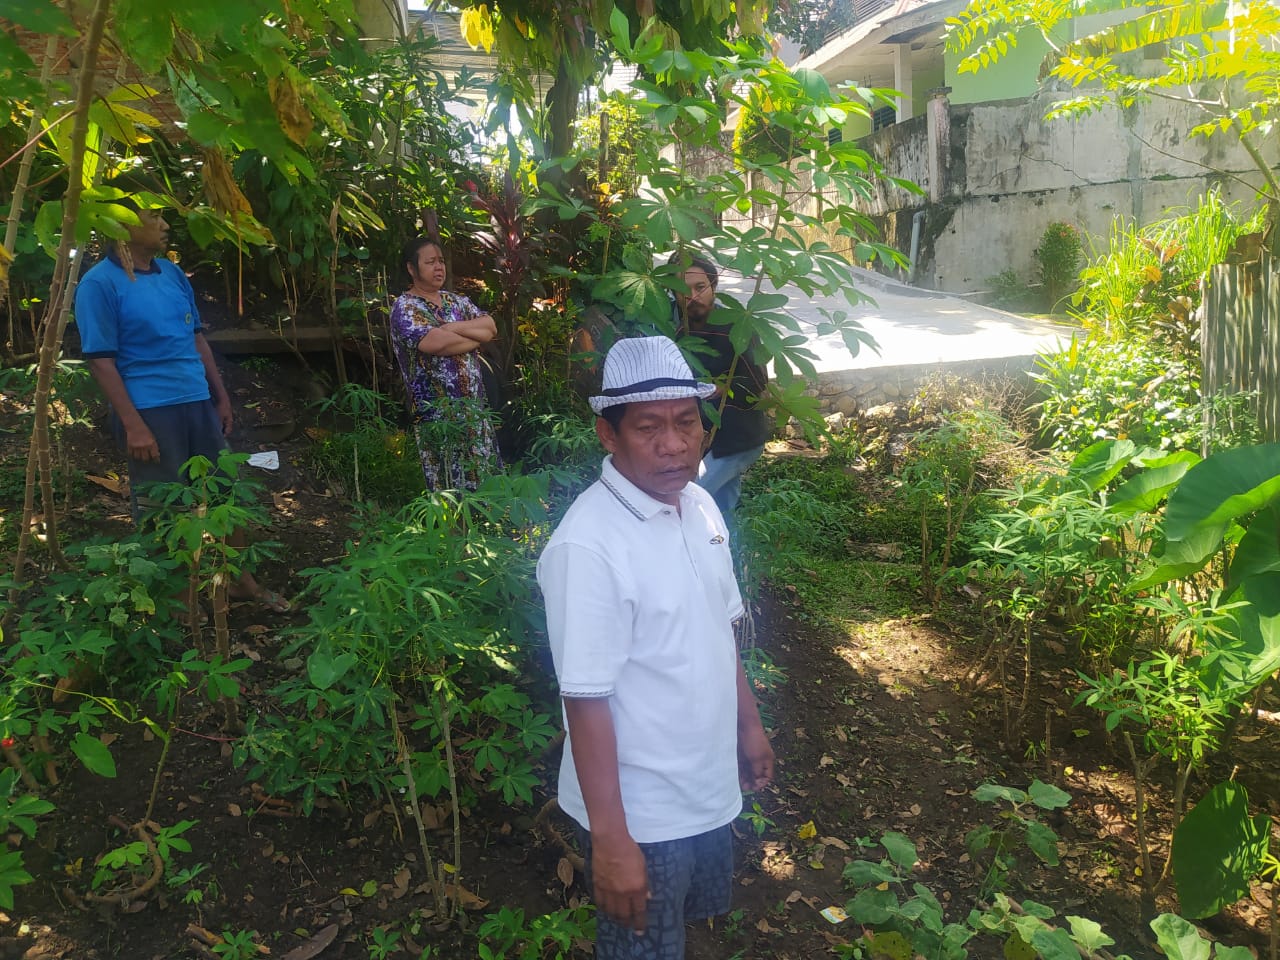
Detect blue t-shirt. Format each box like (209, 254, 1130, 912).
(75, 256, 209, 410)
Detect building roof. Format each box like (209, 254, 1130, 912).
(793, 0, 965, 88)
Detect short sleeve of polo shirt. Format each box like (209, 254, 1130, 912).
(75, 269, 120, 357)
(538, 541, 633, 698)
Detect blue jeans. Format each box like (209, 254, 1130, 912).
(696, 444, 765, 515)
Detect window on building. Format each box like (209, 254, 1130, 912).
(828, 126, 842, 145)
(872, 105, 896, 131)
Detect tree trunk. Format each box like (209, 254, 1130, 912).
(2, 32, 60, 350)
(14, 0, 114, 582)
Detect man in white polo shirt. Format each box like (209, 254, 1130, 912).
(537, 336, 775, 959)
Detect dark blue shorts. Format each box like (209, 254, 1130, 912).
(110, 399, 227, 519)
(583, 824, 733, 960)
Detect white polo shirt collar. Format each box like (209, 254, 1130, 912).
(598, 455, 687, 522)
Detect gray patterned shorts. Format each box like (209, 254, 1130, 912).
(583, 824, 733, 960)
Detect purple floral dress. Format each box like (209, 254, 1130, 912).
(390, 290, 501, 490)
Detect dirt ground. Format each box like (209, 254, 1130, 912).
(2, 352, 1277, 960)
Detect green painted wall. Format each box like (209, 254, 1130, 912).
(911, 61, 946, 116)
(944, 28, 1052, 104)
(842, 109, 872, 142)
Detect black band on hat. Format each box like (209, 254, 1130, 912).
(599, 377, 703, 397)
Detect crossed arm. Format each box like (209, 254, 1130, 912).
(417, 314, 497, 357)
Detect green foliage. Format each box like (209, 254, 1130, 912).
(900, 408, 1022, 603)
(1034, 222, 1081, 308)
(235, 475, 554, 813)
(211, 928, 262, 960)
(1171, 782, 1270, 918)
(476, 905, 595, 960)
(92, 819, 196, 894)
(1033, 333, 1259, 454)
(1070, 195, 1267, 347)
(308, 384, 425, 507)
(530, 35, 912, 437)
(0, 768, 54, 910)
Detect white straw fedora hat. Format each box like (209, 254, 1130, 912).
(589, 336, 717, 415)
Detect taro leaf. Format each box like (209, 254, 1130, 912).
(1171, 782, 1269, 918)
(1163, 442, 1280, 543)
(1069, 439, 1137, 493)
(71, 732, 117, 778)
(1019, 899, 1056, 919)
(307, 649, 357, 691)
(1066, 915, 1114, 953)
(844, 860, 895, 885)
(847, 887, 899, 924)
(1031, 926, 1080, 960)
(1226, 503, 1280, 592)
(1150, 913, 1211, 960)
(880, 831, 917, 869)
(1109, 451, 1200, 515)
(1215, 947, 1256, 960)
(1129, 522, 1229, 591)
(1202, 593, 1280, 696)
(1023, 821, 1060, 865)
(1027, 779, 1071, 810)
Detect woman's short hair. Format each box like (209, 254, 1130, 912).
(401, 237, 443, 273)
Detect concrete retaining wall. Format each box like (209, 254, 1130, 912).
(807, 354, 1041, 416)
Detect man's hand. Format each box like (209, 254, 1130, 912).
(215, 396, 234, 436)
(590, 833, 650, 934)
(738, 722, 775, 792)
(125, 422, 160, 463)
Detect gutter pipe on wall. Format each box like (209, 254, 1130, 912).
(906, 209, 925, 284)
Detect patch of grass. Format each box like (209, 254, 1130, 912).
(786, 557, 920, 624)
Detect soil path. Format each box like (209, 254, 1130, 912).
(3, 357, 1275, 960)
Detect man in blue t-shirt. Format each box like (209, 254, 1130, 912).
(75, 195, 288, 613)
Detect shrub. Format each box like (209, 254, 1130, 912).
(1033, 333, 1258, 453)
(1071, 192, 1266, 348)
(1034, 222, 1082, 308)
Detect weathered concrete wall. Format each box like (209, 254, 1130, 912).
(807, 355, 1041, 416)
(865, 90, 1276, 291)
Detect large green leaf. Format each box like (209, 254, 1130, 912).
(1031, 927, 1079, 960)
(847, 887, 899, 924)
(71, 732, 117, 778)
(1163, 443, 1280, 542)
(1067, 439, 1136, 493)
(1200, 595, 1280, 695)
(1171, 781, 1269, 918)
(1066, 916, 1114, 954)
(1226, 503, 1280, 593)
(1150, 914, 1211, 960)
(880, 831, 917, 869)
(1129, 522, 1229, 591)
(1109, 451, 1200, 515)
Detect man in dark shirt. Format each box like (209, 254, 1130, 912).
(671, 254, 772, 515)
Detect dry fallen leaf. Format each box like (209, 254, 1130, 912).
(228, 803, 242, 817)
(785, 890, 804, 904)
(819, 755, 834, 767)
(820, 836, 849, 851)
(280, 923, 339, 960)
(756, 918, 775, 933)
(444, 883, 489, 910)
(556, 857, 574, 888)
(393, 866, 411, 900)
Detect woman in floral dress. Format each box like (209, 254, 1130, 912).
(389, 238, 502, 490)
